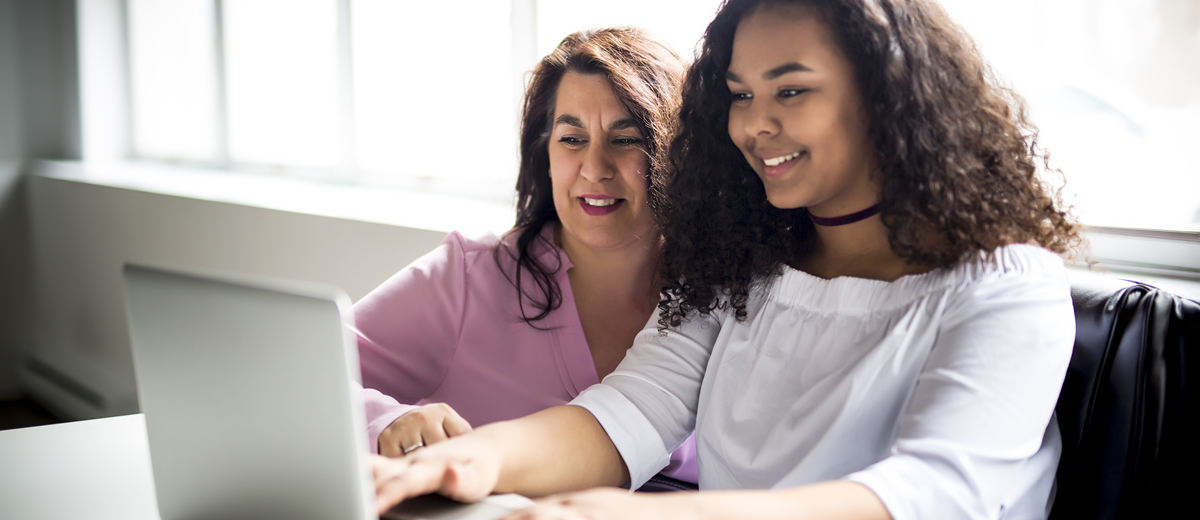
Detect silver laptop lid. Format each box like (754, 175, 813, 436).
(123, 263, 374, 520)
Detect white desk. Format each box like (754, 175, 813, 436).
(0, 414, 532, 520)
(0, 414, 160, 520)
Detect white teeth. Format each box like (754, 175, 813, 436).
(583, 198, 618, 207)
(763, 151, 802, 166)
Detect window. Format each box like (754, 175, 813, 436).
(127, 0, 219, 161)
(222, 0, 341, 169)
(350, 0, 517, 189)
(123, 0, 721, 201)
(119, 0, 1198, 234)
(940, 0, 1200, 233)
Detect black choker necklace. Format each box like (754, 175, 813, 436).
(808, 204, 881, 226)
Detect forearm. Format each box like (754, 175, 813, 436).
(662, 480, 890, 520)
(480, 405, 629, 497)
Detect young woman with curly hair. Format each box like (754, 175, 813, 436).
(370, 1, 1083, 518)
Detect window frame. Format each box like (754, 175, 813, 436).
(76, 0, 1200, 281)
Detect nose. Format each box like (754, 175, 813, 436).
(579, 142, 617, 183)
(739, 97, 780, 139)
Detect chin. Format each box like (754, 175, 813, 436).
(582, 225, 655, 248)
(764, 191, 808, 210)
(577, 234, 633, 250)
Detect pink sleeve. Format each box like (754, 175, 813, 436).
(352, 231, 470, 453)
(360, 388, 417, 455)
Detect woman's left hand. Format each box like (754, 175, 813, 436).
(505, 488, 695, 520)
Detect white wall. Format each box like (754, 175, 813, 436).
(0, 0, 80, 400)
(0, 1, 28, 400)
(3, 0, 507, 421)
(0, 160, 30, 401)
(25, 163, 450, 420)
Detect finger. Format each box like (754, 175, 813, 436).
(439, 461, 486, 503)
(378, 421, 398, 457)
(394, 419, 427, 457)
(371, 455, 409, 492)
(400, 437, 426, 456)
(379, 429, 405, 457)
(421, 420, 450, 446)
(374, 457, 448, 514)
(369, 454, 390, 475)
(379, 416, 424, 457)
(371, 456, 418, 503)
(370, 455, 405, 483)
(382, 430, 424, 457)
(443, 411, 473, 437)
(438, 461, 465, 500)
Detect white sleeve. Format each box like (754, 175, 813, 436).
(570, 307, 720, 488)
(846, 263, 1075, 520)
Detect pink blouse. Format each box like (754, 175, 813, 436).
(353, 225, 697, 483)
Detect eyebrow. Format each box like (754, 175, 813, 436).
(554, 114, 640, 132)
(726, 62, 814, 83)
(555, 114, 585, 128)
(608, 118, 639, 131)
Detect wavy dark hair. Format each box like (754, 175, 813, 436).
(496, 27, 685, 326)
(656, 0, 1082, 329)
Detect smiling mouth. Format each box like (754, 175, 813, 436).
(763, 151, 803, 167)
(582, 197, 621, 207)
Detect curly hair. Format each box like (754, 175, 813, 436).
(656, 0, 1082, 329)
(497, 27, 685, 326)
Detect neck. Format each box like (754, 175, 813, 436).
(808, 203, 880, 227)
(801, 214, 926, 282)
(556, 223, 662, 304)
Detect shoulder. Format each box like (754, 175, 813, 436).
(436, 229, 517, 274)
(764, 244, 1068, 317)
(960, 243, 1069, 280)
(938, 243, 1074, 328)
(437, 225, 569, 285)
(949, 243, 1071, 288)
(361, 229, 506, 293)
(420, 230, 514, 292)
(491, 223, 570, 272)
(441, 229, 503, 257)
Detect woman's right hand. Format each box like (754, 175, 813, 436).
(378, 403, 473, 457)
(371, 434, 503, 514)
(373, 405, 630, 515)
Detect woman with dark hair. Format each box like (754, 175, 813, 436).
(353, 27, 696, 486)
(371, 0, 1082, 518)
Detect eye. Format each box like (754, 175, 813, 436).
(730, 91, 753, 104)
(558, 136, 587, 147)
(778, 88, 809, 99)
(612, 137, 644, 147)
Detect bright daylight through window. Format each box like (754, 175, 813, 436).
(125, 0, 1198, 232)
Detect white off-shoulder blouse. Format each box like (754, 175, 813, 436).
(571, 244, 1075, 520)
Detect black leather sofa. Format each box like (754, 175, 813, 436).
(1050, 272, 1199, 519)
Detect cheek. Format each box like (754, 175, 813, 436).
(547, 148, 574, 208)
(726, 112, 755, 161)
(620, 153, 651, 193)
(830, 93, 870, 150)
(726, 112, 742, 145)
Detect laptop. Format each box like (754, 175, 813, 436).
(122, 263, 532, 520)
